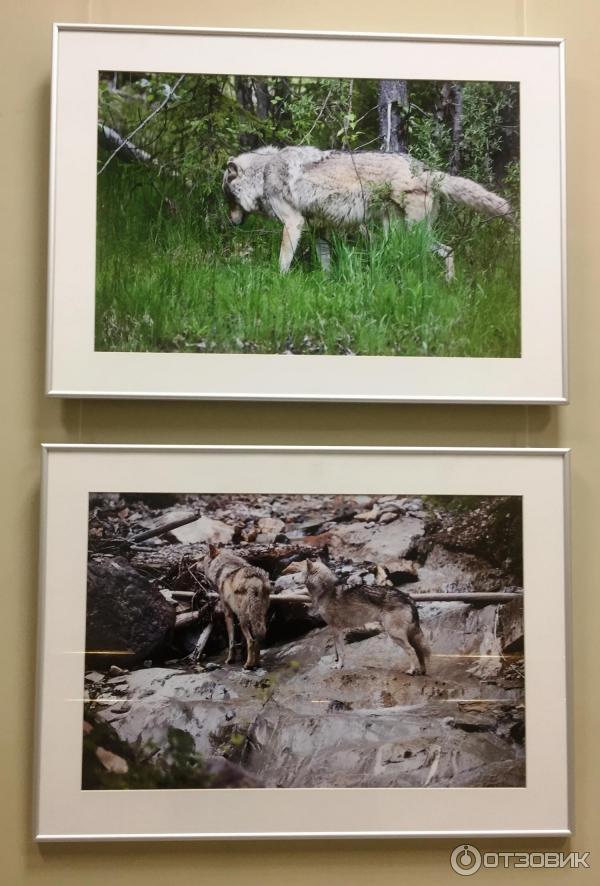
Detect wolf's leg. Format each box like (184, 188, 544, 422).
(392, 633, 424, 675)
(431, 241, 455, 281)
(223, 605, 237, 665)
(403, 193, 454, 281)
(330, 629, 345, 669)
(383, 611, 425, 675)
(315, 238, 331, 272)
(239, 620, 259, 670)
(408, 626, 430, 675)
(271, 201, 305, 273)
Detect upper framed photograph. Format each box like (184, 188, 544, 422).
(46, 25, 566, 402)
(36, 444, 570, 840)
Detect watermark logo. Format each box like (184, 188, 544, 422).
(451, 845, 482, 876)
(450, 845, 590, 876)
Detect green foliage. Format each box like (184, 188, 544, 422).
(422, 495, 492, 514)
(82, 708, 215, 789)
(96, 162, 519, 356)
(96, 72, 520, 356)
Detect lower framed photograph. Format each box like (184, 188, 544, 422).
(35, 444, 571, 840)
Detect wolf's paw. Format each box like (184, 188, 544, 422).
(405, 665, 425, 676)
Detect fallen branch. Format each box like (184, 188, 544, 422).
(166, 588, 311, 605)
(97, 123, 152, 165)
(410, 592, 522, 604)
(174, 610, 201, 630)
(166, 589, 520, 607)
(269, 593, 311, 604)
(129, 511, 200, 544)
(187, 622, 214, 663)
(97, 73, 185, 175)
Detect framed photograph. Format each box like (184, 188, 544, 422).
(36, 444, 571, 840)
(46, 25, 566, 403)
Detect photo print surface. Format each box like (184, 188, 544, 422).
(84, 491, 524, 790)
(96, 73, 520, 358)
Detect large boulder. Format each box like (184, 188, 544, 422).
(86, 558, 175, 665)
(169, 514, 234, 545)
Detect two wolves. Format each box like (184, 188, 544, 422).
(223, 145, 512, 279)
(305, 559, 429, 675)
(204, 545, 271, 669)
(204, 545, 428, 676)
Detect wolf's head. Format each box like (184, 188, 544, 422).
(201, 542, 221, 578)
(222, 148, 278, 223)
(305, 559, 338, 598)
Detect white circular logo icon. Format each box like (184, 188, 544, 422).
(450, 844, 482, 876)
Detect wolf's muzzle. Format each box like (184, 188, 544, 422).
(229, 207, 246, 226)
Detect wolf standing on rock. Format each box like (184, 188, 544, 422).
(223, 145, 512, 279)
(204, 545, 271, 670)
(305, 559, 429, 675)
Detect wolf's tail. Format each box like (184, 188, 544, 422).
(246, 576, 269, 641)
(438, 173, 512, 220)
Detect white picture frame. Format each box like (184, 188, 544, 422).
(35, 444, 571, 840)
(46, 24, 566, 403)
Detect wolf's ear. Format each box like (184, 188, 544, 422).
(208, 543, 219, 559)
(226, 159, 239, 181)
(306, 559, 316, 574)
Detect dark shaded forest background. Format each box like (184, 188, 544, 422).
(96, 72, 520, 357)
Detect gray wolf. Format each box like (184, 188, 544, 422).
(223, 145, 512, 279)
(204, 545, 271, 669)
(304, 559, 429, 675)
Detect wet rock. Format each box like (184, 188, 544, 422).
(96, 746, 129, 774)
(93, 616, 524, 789)
(109, 665, 128, 677)
(382, 558, 419, 585)
(273, 572, 306, 593)
(85, 672, 105, 684)
(254, 517, 286, 543)
(204, 756, 263, 788)
(333, 504, 357, 523)
(496, 597, 524, 652)
(355, 507, 380, 522)
(328, 517, 424, 564)
(328, 699, 352, 712)
(169, 515, 234, 545)
(410, 544, 514, 594)
(86, 559, 175, 666)
(449, 713, 497, 733)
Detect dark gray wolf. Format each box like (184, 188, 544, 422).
(222, 145, 512, 279)
(305, 559, 429, 675)
(204, 545, 271, 669)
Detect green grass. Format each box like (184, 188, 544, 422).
(95, 166, 520, 357)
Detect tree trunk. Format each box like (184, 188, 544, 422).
(378, 79, 409, 153)
(234, 76, 260, 150)
(253, 78, 271, 120)
(272, 77, 292, 129)
(439, 81, 464, 174)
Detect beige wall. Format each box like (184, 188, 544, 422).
(1, 0, 598, 882)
